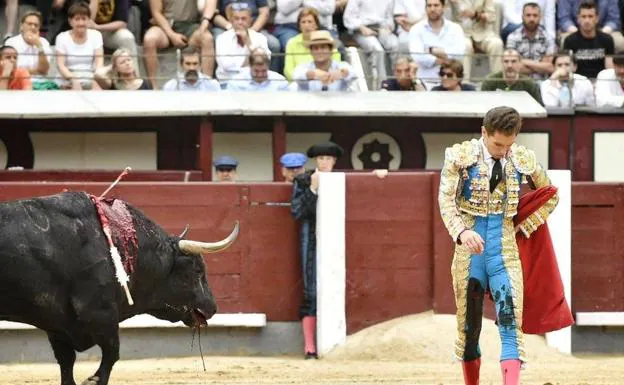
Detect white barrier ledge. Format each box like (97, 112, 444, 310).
(576, 312, 624, 326)
(0, 313, 267, 330)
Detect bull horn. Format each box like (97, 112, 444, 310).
(179, 224, 190, 239)
(178, 221, 239, 254)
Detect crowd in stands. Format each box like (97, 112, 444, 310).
(0, 0, 623, 108)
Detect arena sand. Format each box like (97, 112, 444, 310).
(1, 311, 622, 385)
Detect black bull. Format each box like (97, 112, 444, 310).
(0, 192, 239, 385)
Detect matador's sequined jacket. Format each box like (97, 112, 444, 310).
(438, 138, 559, 242)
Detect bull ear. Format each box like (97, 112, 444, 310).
(179, 224, 190, 239)
(178, 221, 239, 254)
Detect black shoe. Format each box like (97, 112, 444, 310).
(305, 352, 318, 360)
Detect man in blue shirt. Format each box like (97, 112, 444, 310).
(163, 47, 221, 91)
(227, 48, 290, 90)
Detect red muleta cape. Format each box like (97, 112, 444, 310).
(514, 185, 575, 334)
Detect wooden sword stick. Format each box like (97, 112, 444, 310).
(100, 167, 132, 199)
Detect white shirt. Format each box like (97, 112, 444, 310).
(55, 29, 103, 73)
(343, 0, 395, 32)
(293, 60, 357, 91)
(215, 29, 270, 81)
(480, 137, 507, 177)
(595, 68, 624, 108)
(4, 34, 53, 82)
(393, 0, 426, 34)
(503, 0, 556, 39)
(162, 73, 221, 91)
(274, 0, 336, 29)
(540, 73, 596, 107)
(226, 68, 290, 91)
(408, 18, 466, 84)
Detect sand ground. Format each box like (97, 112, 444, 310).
(1, 312, 621, 385)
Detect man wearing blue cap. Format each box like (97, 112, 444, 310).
(280, 152, 307, 183)
(290, 141, 343, 359)
(213, 155, 238, 182)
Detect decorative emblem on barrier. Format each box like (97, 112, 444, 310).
(351, 132, 401, 170)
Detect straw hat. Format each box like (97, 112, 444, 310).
(304, 30, 337, 48)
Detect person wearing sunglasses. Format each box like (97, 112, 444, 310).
(431, 59, 476, 91)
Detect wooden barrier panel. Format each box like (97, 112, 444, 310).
(345, 173, 435, 334)
(571, 183, 624, 312)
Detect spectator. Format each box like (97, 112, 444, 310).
(540, 50, 595, 106)
(558, 0, 624, 53)
(292, 30, 357, 91)
(481, 48, 544, 105)
(280, 152, 308, 182)
(506, 2, 555, 79)
(283, 7, 341, 81)
(213, 155, 238, 182)
(273, 0, 337, 52)
(0, 44, 32, 90)
(409, 0, 467, 89)
(394, 0, 426, 53)
(211, 0, 281, 72)
(380, 55, 427, 90)
(595, 53, 624, 107)
(562, 1, 614, 79)
(163, 46, 221, 90)
(215, 2, 270, 84)
(448, 0, 503, 83)
(343, 0, 399, 82)
(94, 48, 152, 89)
(55, 2, 104, 90)
(3, 0, 17, 41)
(431, 58, 477, 90)
(89, 0, 139, 74)
(227, 48, 289, 90)
(5, 11, 56, 90)
(143, 0, 216, 89)
(501, 0, 555, 42)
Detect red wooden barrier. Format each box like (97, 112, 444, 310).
(0, 178, 622, 333)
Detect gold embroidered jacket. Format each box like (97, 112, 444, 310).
(438, 139, 559, 241)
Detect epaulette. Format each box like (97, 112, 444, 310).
(445, 139, 480, 169)
(509, 143, 537, 175)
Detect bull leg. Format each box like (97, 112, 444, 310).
(79, 323, 120, 385)
(47, 332, 77, 385)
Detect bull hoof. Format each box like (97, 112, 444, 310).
(80, 375, 99, 385)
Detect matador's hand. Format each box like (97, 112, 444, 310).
(459, 230, 484, 255)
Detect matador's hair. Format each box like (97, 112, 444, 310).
(482, 106, 522, 136)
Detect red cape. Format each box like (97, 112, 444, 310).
(513, 186, 575, 334)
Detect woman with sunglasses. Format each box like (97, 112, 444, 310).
(431, 59, 476, 91)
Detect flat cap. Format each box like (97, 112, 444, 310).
(280, 152, 308, 168)
(213, 155, 239, 169)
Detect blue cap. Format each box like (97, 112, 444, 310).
(214, 155, 238, 169)
(280, 152, 307, 168)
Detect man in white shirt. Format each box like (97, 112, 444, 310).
(5, 11, 55, 90)
(344, 0, 399, 82)
(409, 0, 467, 88)
(215, 2, 270, 84)
(540, 51, 595, 107)
(595, 55, 624, 108)
(394, 0, 426, 53)
(293, 30, 357, 91)
(163, 46, 221, 90)
(227, 48, 290, 91)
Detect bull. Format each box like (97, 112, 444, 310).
(0, 191, 239, 385)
